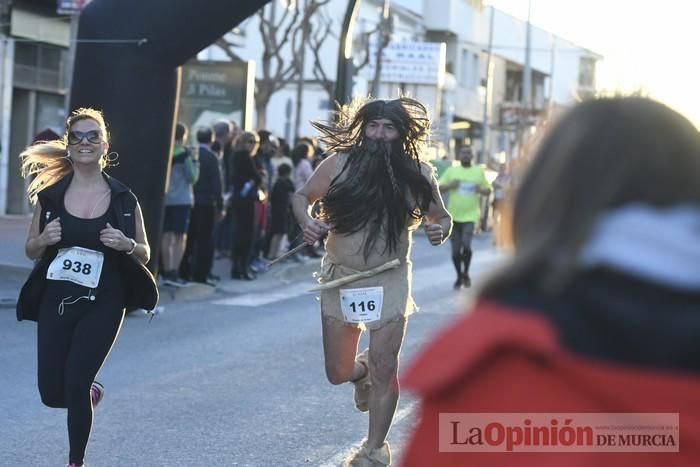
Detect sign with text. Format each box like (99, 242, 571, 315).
(440, 413, 679, 453)
(177, 60, 255, 136)
(362, 41, 446, 86)
(57, 0, 93, 15)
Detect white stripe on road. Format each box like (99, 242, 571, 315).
(211, 283, 317, 306)
(211, 249, 508, 308)
(317, 401, 418, 467)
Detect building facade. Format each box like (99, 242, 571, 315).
(423, 0, 602, 162)
(0, 0, 73, 215)
(201, 0, 601, 163)
(0, 0, 601, 214)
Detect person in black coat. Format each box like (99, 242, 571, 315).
(180, 126, 224, 284)
(212, 119, 237, 256)
(267, 163, 296, 259)
(230, 131, 262, 279)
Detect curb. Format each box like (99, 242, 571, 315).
(0, 258, 323, 310)
(157, 257, 322, 306)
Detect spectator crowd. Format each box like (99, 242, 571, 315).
(161, 119, 326, 287)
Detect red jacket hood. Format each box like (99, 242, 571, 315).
(400, 300, 700, 466)
(403, 299, 700, 406)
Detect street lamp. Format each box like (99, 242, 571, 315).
(334, 0, 361, 106)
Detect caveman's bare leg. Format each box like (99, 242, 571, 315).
(366, 318, 407, 448)
(322, 317, 364, 385)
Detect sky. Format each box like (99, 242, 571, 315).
(484, 0, 700, 126)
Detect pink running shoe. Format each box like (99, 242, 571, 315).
(90, 381, 105, 408)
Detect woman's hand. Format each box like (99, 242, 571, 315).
(99, 222, 132, 251)
(39, 217, 62, 247)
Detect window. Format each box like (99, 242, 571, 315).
(40, 46, 61, 71)
(460, 49, 469, 84)
(459, 49, 481, 88)
(13, 42, 66, 91)
(579, 57, 596, 88)
(505, 69, 522, 102)
(15, 42, 38, 67)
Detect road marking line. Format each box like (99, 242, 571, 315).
(211, 250, 508, 307)
(211, 283, 316, 306)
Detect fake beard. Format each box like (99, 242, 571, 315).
(343, 138, 401, 187)
(322, 138, 405, 248)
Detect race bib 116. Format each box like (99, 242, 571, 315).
(339, 286, 384, 323)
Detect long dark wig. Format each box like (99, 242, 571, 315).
(312, 97, 435, 259)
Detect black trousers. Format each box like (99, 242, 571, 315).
(231, 199, 255, 273)
(37, 295, 124, 464)
(180, 204, 217, 282)
(450, 221, 475, 256)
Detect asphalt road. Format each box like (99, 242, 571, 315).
(0, 233, 506, 466)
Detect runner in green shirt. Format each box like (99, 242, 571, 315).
(439, 145, 491, 288)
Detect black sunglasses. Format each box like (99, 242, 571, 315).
(67, 130, 102, 145)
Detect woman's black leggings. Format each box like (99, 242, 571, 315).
(37, 297, 125, 465)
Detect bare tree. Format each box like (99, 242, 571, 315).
(321, 5, 392, 102)
(255, 4, 303, 129)
(353, 22, 381, 76)
(213, 28, 246, 61)
(307, 7, 336, 101)
(214, 3, 300, 129)
(215, 0, 330, 130)
(370, 0, 392, 96)
(293, 0, 331, 139)
(307, 6, 392, 107)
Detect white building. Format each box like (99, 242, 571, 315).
(0, 0, 602, 215)
(202, 0, 601, 161)
(483, 6, 601, 161)
(0, 1, 72, 215)
(199, 0, 442, 144)
(421, 0, 601, 160)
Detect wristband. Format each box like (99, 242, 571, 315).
(126, 238, 137, 255)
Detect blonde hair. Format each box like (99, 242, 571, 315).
(20, 107, 110, 204)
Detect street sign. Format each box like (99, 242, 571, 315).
(57, 0, 93, 15)
(177, 60, 254, 137)
(362, 41, 446, 86)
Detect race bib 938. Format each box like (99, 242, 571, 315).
(47, 247, 104, 288)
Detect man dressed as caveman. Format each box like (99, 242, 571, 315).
(292, 97, 452, 466)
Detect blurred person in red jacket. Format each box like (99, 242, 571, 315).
(401, 97, 700, 467)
